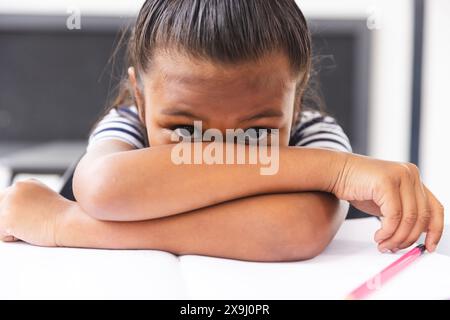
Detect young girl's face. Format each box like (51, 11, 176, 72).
(131, 51, 300, 146)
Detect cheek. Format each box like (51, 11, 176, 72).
(143, 115, 176, 146)
(278, 127, 292, 146)
(146, 126, 177, 146)
(274, 114, 294, 146)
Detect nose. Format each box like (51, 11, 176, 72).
(202, 116, 242, 133)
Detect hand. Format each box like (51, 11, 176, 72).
(0, 179, 71, 247)
(331, 154, 444, 253)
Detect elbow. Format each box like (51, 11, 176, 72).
(292, 233, 333, 261)
(77, 186, 118, 222)
(73, 156, 123, 221)
(270, 226, 333, 262)
(264, 193, 347, 262)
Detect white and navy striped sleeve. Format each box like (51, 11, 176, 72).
(290, 111, 352, 152)
(87, 105, 147, 150)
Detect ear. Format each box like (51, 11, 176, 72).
(128, 67, 146, 123)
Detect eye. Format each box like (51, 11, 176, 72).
(244, 127, 273, 143)
(172, 125, 198, 138)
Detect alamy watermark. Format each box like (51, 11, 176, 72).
(366, 6, 383, 31)
(170, 121, 280, 176)
(66, 6, 81, 30)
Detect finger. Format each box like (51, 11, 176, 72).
(2, 235, 18, 242)
(378, 178, 418, 252)
(424, 186, 444, 252)
(398, 182, 430, 249)
(373, 182, 403, 244)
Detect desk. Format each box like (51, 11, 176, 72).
(1, 217, 449, 299)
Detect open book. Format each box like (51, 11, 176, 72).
(1, 217, 449, 299)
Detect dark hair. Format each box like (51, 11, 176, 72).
(107, 0, 319, 128)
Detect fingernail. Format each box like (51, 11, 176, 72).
(380, 248, 389, 253)
(429, 244, 437, 252)
(392, 248, 399, 253)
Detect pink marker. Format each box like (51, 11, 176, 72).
(347, 244, 427, 300)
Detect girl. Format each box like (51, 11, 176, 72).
(0, 0, 443, 262)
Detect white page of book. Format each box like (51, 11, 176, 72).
(1, 217, 449, 299)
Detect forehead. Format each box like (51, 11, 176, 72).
(147, 51, 296, 93)
(142, 51, 299, 120)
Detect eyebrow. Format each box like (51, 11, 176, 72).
(161, 108, 284, 122)
(239, 109, 285, 122)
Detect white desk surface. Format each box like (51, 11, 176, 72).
(1, 217, 449, 300)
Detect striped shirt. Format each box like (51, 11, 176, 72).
(88, 105, 352, 152)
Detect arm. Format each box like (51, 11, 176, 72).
(0, 180, 347, 261)
(73, 139, 445, 253)
(73, 140, 345, 221)
(61, 193, 347, 261)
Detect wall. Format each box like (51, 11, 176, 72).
(421, 0, 450, 222)
(299, 0, 415, 162)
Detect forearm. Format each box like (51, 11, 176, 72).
(58, 192, 348, 262)
(74, 143, 347, 221)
